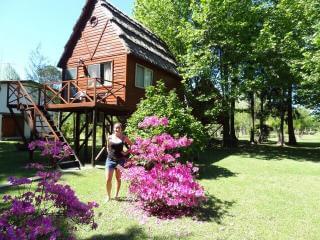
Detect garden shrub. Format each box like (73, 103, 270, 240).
(125, 81, 206, 158)
(0, 141, 98, 239)
(122, 116, 206, 218)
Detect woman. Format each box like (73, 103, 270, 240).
(105, 123, 132, 202)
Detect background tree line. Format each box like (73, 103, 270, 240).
(0, 44, 61, 83)
(133, 0, 320, 146)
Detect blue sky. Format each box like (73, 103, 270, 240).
(0, 0, 134, 78)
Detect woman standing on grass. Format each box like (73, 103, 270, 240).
(105, 123, 132, 202)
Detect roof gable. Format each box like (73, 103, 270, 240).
(58, 0, 179, 77)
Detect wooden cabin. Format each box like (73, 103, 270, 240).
(47, 0, 181, 114)
(4, 0, 181, 167)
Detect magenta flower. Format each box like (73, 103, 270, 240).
(122, 116, 206, 218)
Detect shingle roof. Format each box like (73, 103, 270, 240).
(58, 0, 179, 77)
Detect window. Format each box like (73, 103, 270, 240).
(135, 64, 153, 88)
(64, 68, 77, 80)
(87, 62, 113, 87)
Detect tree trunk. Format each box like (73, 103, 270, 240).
(250, 92, 255, 144)
(258, 93, 264, 143)
(279, 111, 285, 146)
(230, 98, 238, 146)
(287, 84, 297, 145)
(222, 113, 232, 147)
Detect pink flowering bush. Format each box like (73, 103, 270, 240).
(0, 163, 98, 239)
(122, 116, 206, 218)
(28, 140, 73, 168)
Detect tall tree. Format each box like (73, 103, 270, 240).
(25, 44, 61, 83)
(2, 63, 20, 80)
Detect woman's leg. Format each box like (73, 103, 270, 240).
(114, 168, 121, 199)
(105, 168, 114, 201)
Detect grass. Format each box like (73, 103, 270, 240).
(0, 136, 320, 239)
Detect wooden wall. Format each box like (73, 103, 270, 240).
(62, 0, 127, 105)
(125, 55, 181, 111)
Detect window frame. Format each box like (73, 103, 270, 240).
(87, 61, 113, 88)
(135, 64, 154, 89)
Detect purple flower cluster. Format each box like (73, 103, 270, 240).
(130, 133, 193, 164)
(28, 140, 73, 168)
(122, 116, 206, 218)
(138, 116, 169, 129)
(0, 163, 98, 239)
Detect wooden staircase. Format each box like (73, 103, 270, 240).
(6, 81, 82, 170)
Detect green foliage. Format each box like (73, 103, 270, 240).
(0, 63, 20, 80)
(126, 81, 206, 155)
(26, 44, 61, 83)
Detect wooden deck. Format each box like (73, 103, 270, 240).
(43, 78, 131, 115)
(46, 102, 132, 115)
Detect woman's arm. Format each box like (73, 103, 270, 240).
(106, 135, 112, 154)
(121, 135, 132, 157)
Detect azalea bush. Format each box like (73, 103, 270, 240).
(0, 163, 98, 239)
(126, 81, 207, 158)
(123, 116, 206, 218)
(28, 140, 73, 168)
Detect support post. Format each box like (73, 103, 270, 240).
(58, 112, 63, 130)
(91, 109, 97, 167)
(75, 112, 81, 154)
(85, 111, 89, 164)
(102, 113, 106, 147)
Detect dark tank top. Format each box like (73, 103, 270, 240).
(107, 138, 125, 160)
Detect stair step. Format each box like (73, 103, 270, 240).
(58, 160, 81, 170)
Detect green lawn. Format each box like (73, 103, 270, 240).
(0, 138, 320, 240)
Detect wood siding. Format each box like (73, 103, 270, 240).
(126, 55, 181, 111)
(62, 1, 127, 105)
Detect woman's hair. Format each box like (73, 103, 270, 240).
(113, 122, 122, 132)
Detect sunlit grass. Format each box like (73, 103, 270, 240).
(1, 139, 320, 239)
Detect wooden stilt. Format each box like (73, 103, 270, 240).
(75, 112, 80, 154)
(102, 113, 106, 147)
(84, 111, 89, 164)
(58, 112, 63, 130)
(91, 109, 97, 167)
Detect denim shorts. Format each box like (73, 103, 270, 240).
(105, 158, 125, 170)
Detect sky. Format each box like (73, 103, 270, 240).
(0, 0, 134, 79)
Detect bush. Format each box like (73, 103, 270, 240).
(126, 81, 206, 158)
(122, 116, 206, 218)
(0, 165, 98, 239)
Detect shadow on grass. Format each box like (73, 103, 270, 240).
(198, 140, 320, 165)
(198, 164, 237, 180)
(194, 195, 235, 223)
(86, 227, 147, 240)
(235, 141, 320, 163)
(197, 148, 237, 180)
(86, 226, 180, 240)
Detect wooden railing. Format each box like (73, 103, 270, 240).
(6, 81, 59, 140)
(43, 78, 126, 106)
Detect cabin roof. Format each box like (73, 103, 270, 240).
(58, 0, 179, 77)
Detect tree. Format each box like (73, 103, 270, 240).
(134, 0, 263, 147)
(1, 63, 20, 80)
(26, 44, 61, 83)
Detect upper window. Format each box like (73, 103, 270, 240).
(135, 64, 153, 89)
(88, 62, 113, 87)
(64, 68, 77, 80)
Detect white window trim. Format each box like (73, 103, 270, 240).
(135, 64, 153, 89)
(102, 61, 113, 87)
(87, 61, 113, 88)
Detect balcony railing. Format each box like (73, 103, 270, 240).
(43, 78, 126, 106)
